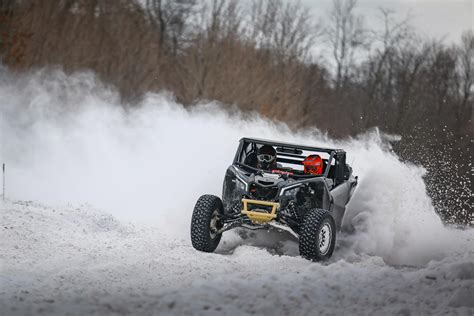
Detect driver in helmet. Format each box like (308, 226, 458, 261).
(303, 154, 324, 175)
(257, 145, 278, 171)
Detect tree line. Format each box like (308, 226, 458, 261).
(0, 0, 472, 225)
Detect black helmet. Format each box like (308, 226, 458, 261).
(257, 145, 277, 170)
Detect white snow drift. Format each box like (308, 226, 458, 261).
(1, 200, 473, 315)
(0, 68, 473, 315)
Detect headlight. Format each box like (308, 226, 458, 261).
(233, 176, 247, 191)
(281, 185, 300, 196)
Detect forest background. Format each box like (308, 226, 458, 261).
(0, 0, 472, 224)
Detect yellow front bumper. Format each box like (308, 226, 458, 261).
(241, 198, 280, 224)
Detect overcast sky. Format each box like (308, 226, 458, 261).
(301, 0, 473, 43)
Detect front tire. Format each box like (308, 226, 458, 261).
(299, 208, 336, 261)
(191, 195, 224, 252)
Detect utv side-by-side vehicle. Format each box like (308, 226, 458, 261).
(190, 138, 358, 261)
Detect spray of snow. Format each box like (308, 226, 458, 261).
(1, 68, 472, 266)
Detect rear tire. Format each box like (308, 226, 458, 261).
(191, 195, 224, 252)
(299, 208, 336, 261)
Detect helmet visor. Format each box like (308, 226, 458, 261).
(257, 154, 275, 163)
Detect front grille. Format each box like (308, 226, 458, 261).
(249, 183, 279, 200)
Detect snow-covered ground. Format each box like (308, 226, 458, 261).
(1, 69, 473, 315)
(1, 199, 473, 315)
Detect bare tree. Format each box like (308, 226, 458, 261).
(247, 0, 319, 63)
(458, 30, 474, 109)
(364, 9, 413, 98)
(325, 0, 366, 90)
(0, 0, 30, 65)
(145, 0, 196, 54)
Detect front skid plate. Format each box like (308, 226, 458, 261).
(238, 221, 299, 239)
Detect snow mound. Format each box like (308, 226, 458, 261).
(1, 200, 473, 315)
(426, 259, 474, 281)
(449, 285, 474, 308)
(441, 261, 474, 281)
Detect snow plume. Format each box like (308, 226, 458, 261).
(0, 68, 472, 266)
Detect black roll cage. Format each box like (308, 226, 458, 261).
(234, 137, 347, 184)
